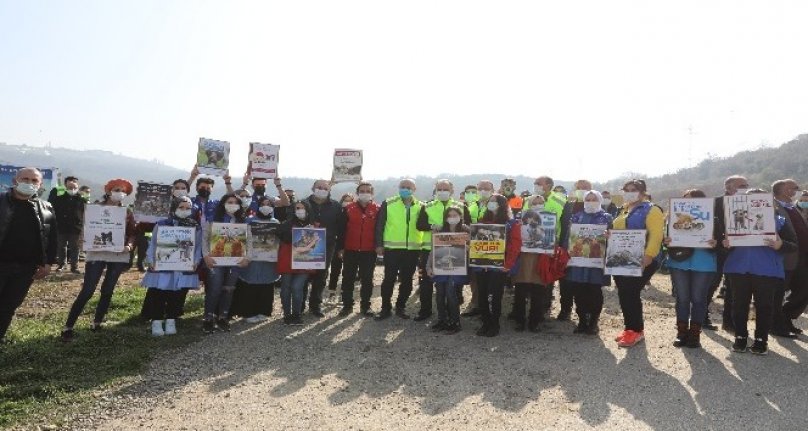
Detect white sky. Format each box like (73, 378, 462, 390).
(1, 0, 807, 182)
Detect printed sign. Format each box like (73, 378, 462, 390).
(332, 149, 363, 183)
(604, 229, 647, 277)
(432, 233, 469, 276)
(291, 227, 327, 270)
(83, 205, 127, 252)
(197, 138, 230, 176)
(208, 222, 248, 266)
(133, 182, 172, 223)
(723, 194, 777, 247)
(154, 226, 196, 271)
(668, 198, 715, 248)
(248, 143, 280, 179)
(520, 210, 556, 254)
(568, 223, 608, 269)
(248, 221, 280, 262)
(469, 224, 506, 268)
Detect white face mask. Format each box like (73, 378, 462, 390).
(66, 188, 79, 196)
(447, 216, 461, 226)
(259, 205, 273, 216)
(584, 201, 601, 214)
(436, 190, 451, 201)
(602, 198, 612, 206)
(15, 182, 38, 197)
(295, 209, 307, 220)
(575, 190, 586, 201)
(173, 189, 188, 198)
(313, 189, 329, 199)
(175, 209, 192, 219)
(479, 190, 493, 200)
(342, 201, 351, 208)
(240, 197, 252, 208)
(110, 191, 126, 202)
(487, 201, 499, 212)
(358, 193, 372, 203)
(623, 192, 640, 204)
(225, 203, 240, 214)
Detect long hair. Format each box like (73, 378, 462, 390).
(480, 194, 511, 224)
(440, 206, 466, 232)
(291, 200, 313, 226)
(214, 193, 247, 222)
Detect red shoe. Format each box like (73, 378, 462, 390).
(614, 330, 627, 342)
(618, 330, 644, 348)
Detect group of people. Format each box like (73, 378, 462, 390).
(1, 167, 807, 358)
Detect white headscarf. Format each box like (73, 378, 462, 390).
(583, 190, 604, 206)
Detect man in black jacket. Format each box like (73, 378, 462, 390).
(0, 168, 57, 344)
(303, 180, 341, 317)
(49, 176, 85, 273)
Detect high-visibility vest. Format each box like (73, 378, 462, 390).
(382, 196, 424, 250)
(421, 199, 464, 250)
(468, 201, 486, 223)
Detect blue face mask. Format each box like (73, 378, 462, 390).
(399, 188, 413, 199)
(799, 202, 808, 209)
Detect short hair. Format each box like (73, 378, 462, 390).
(683, 189, 706, 198)
(173, 179, 190, 189)
(251, 177, 267, 184)
(356, 181, 374, 193)
(724, 175, 747, 187)
(771, 179, 797, 196)
(536, 176, 554, 187)
(622, 179, 647, 193)
(196, 177, 215, 186)
(65, 176, 79, 183)
(79, 185, 91, 192)
(574, 179, 592, 190)
(464, 185, 477, 192)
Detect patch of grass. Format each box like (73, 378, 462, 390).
(0, 273, 204, 428)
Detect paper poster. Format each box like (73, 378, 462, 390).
(248, 222, 280, 262)
(723, 194, 777, 247)
(248, 143, 280, 179)
(520, 210, 556, 254)
(668, 198, 715, 248)
(154, 226, 196, 271)
(432, 232, 469, 276)
(196, 138, 230, 176)
(83, 205, 127, 252)
(133, 182, 173, 223)
(332, 149, 363, 183)
(208, 222, 248, 266)
(291, 227, 327, 270)
(469, 224, 506, 268)
(568, 223, 608, 269)
(604, 229, 647, 277)
(0, 164, 58, 197)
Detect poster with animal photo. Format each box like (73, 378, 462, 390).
(668, 198, 715, 248)
(568, 223, 608, 269)
(332, 149, 363, 183)
(432, 233, 469, 276)
(133, 182, 173, 223)
(520, 210, 556, 254)
(0, 164, 58, 195)
(154, 226, 196, 271)
(196, 138, 230, 176)
(83, 205, 127, 252)
(604, 229, 647, 277)
(248, 143, 280, 179)
(208, 222, 248, 266)
(469, 224, 507, 268)
(248, 222, 280, 262)
(291, 228, 327, 270)
(723, 194, 777, 247)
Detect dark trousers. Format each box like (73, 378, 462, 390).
(142, 289, 186, 320)
(129, 231, 149, 269)
(341, 250, 375, 309)
(0, 263, 37, 340)
(783, 256, 808, 320)
(707, 253, 728, 322)
(65, 261, 129, 328)
(308, 242, 336, 311)
(513, 282, 546, 326)
(417, 250, 433, 317)
(56, 232, 81, 268)
(477, 270, 506, 324)
(728, 273, 777, 341)
(570, 281, 604, 318)
(231, 279, 275, 317)
(380, 249, 419, 311)
(558, 279, 574, 314)
(614, 261, 659, 332)
(327, 252, 344, 291)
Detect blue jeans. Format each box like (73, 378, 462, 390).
(205, 266, 239, 320)
(669, 268, 715, 325)
(435, 281, 461, 325)
(65, 261, 129, 328)
(281, 274, 309, 317)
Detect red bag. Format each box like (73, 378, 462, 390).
(537, 246, 570, 284)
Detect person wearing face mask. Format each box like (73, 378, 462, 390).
(611, 179, 664, 348)
(374, 178, 424, 320)
(139, 197, 204, 336)
(0, 168, 57, 344)
(500, 178, 524, 218)
(326, 193, 356, 303)
(797, 190, 808, 221)
(299, 180, 341, 317)
(239, 175, 290, 214)
(230, 196, 283, 324)
(425, 206, 470, 334)
(600, 190, 619, 217)
(336, 183, 379, 316)
(49, 175, 86, 274)
(277, 201, 317, 325)
(415, 179, 471, 322)
(462, 180, 496, 317)
(462, 185, 480, 220)
(61, 179, 137, 341)
(555, 179, 593, 322)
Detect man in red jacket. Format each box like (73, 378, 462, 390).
(336, 182, 380, 316)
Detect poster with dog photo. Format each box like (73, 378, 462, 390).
(83, 205, 127, 252)
(248, 143, 280, 179)
(196, 137, 230, 176)
(469, 224, 506, 268)
(604, 229, 646, 277)
(208, 222, 248, 266)
(133, 182, 173, 223)
(668, 198, 715, 248)
(432, 232, 469, 276)
(332, 149, 363, 183)
(723, 193, 777, 247)
(248, 222, 280, 262)
(291, 227, 327, 270)
(154, 226, 196, 272)
(568, 223, 607, 269)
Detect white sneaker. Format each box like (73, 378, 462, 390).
(164, 319, 177, 335)
(243, 316, 259, 324)
(254, 314, 268, 322)
(151, 320, 165, 337)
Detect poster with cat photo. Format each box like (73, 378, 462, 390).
(668, 198, 715, 248)
(723, 194, 777, 247)
(83, 205, 127, 252)
(604, 229, 646, 277)
(248, 143, 280, 179)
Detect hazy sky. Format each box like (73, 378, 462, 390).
(2, 1, 807, 182)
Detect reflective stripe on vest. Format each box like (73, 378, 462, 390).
(383, 196, 423, 250)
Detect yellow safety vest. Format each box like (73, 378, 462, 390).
(382, 196, 424, 250)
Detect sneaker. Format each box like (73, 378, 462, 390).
(216, 319, 231, 332)
(431, 321, 448, 332)
(151, 320, 165, 337)
(787, 322, 804, 335)
(413, 313, 431, 322)
(164, 319, 177, 335)
(202, 320, 215, 334)
(732, 336, 748, 353)
(375, 310, 392, 321)
(703, 316, 718, 331)
(395, 309, 411, 320)
(55, 265, 65, 273)
(89, 322, 103, 332)
(360, 308, 374, 317)
(291, 315, 304, 326)
(338, 307, 353, 317)
(750, 339, 768, 355)
(70, 268, 81, 275)
(614, 330, 628, 342)
(618, 330, 644, 348)
(60, 328, 76, 342)
(573, 320, 588, 334)
(243, 316, 260, 324)
(254, 314, 269, 322)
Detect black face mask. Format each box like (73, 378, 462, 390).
(197, 189, 211, 198)
(253, 186, 266, 195)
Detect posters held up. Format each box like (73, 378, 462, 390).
(568, 223, 608, 269)
(154, 226, 196, 272)
(469, 224, 506, 268)
(723, 194, 777, 247)
(332, 149, 363, 183)
(668, 198, 715, 248)
(133, 182, 172, 223)
(83, 205, 127, 252)
(604, 229, 647, 277)
(197, 138, 230, 176)
(248, 222, 280, 262)
(291, 228, 327, 270)
(248, 143, 280, 179)
(208, 222, 248, 266)
(432, 233, 469, 276)
(520, 210, 556, 254)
